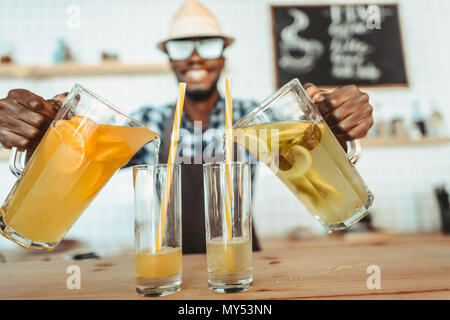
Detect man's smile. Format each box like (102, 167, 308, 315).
(184, 69, 208, 82)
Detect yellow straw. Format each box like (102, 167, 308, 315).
(224, 77, 234, 241)
(156, 82, 186, 252)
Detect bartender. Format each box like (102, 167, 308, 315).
(0, 0, 373, 253)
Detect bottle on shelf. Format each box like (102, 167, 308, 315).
(374, 102, 389, 138)
(408, 100, 426, 139)
(427, 101, 446, 138)
(391, 118, 407, 139)
(53, 39, 74, 63)
(0, 40, 14, 64)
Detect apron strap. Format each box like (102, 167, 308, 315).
(160, 107, 176, 163)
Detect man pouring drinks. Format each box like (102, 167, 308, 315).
(0, 0, 374, 253)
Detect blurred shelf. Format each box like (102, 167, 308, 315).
(0, 62, 171, 79)
(362, 137, 450, 147)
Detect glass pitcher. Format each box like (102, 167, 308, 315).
(233, 78, 374, 232)
(0, 84, 159, 250)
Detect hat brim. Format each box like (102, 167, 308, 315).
(157, 35, 234, 53)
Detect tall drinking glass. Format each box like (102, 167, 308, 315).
(133, 164, 182, 297)
(203, 162, 253, 293)
(0, 84, 159, 250)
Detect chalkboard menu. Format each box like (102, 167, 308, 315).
(271, 4, 408, 88)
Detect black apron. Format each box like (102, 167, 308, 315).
(160, 109, 260, 254)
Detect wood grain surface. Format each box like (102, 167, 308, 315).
(0, 233, 449, 300)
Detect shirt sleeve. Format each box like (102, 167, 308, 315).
(240, 99, 259, 118)
(233, 99, 260, 183)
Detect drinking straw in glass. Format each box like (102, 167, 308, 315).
(203, 162, 253, 293)
(133, 164, 182, 297)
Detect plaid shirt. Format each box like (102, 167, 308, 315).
(127, 96, 259, 178)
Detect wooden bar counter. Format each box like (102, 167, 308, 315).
(0, 232, 449, 300)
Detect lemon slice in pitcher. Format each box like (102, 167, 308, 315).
(279, 145, 312, 178)
(306, 170, 341, 202)
(94, 130, 132, 162)
(52, 120, 87, 172)
(81, 162, 106, 200)
(53, 117, 99, 171)
(233, 127, 269, 160)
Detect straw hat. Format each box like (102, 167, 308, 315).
(157, 0, 235, 53)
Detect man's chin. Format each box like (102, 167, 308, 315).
(186, 86, 216, 101)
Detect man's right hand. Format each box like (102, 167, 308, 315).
(0, 89, 64, 154)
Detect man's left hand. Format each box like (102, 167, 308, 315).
(304, 83, 374, 151)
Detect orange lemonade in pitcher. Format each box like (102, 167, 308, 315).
(0, 116, 158, 246)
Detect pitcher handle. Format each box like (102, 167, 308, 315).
(346, 139, 361, 165)
(9, 147, 27, 178)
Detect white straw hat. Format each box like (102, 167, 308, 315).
(157, 0, 235, 53)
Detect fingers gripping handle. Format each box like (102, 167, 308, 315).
(346, 139, 361, 165)
(9, 147, 27, 178)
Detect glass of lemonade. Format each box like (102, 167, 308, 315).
(203, 162, 253, 293)
(232, 78, 374, 232)
(133, 164, 182, 297)
(0, 84, 159, 250)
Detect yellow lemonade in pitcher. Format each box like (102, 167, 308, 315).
(233, 121, 371, 227)
(0, 116, 158, 245)
(135, 247, 182, 279)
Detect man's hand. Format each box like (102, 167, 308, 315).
(0, 89, 65, 155)
(304, 83, 374, 151)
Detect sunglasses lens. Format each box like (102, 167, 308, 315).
(166, 40, 194, 60)
(197, 38, 224, 59)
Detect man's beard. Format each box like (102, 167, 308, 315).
(186, 82, 218, 101)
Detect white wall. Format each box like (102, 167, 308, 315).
(1, 0, 449, 122)
(0, 0, 449, 250)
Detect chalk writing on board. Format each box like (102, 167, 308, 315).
(278, 9, 324, 73)
(273, 4, 407, 87)
(329, 5, 385, 81)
